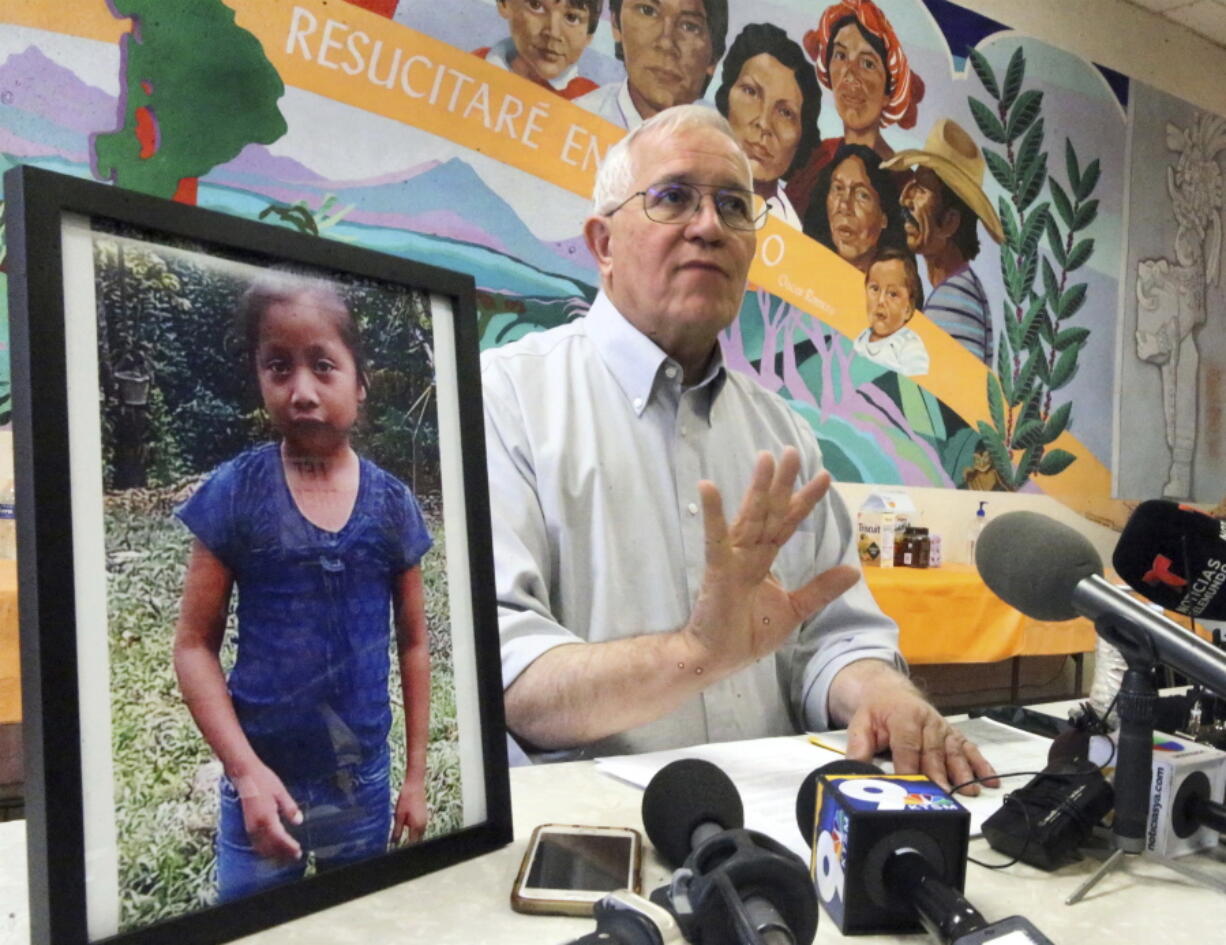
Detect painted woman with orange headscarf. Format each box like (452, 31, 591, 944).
(785, 0, 924, 218)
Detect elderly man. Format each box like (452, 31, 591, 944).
(882, 119, 1004, 364)
(483, 104, 997, 794)
(575, 0, 728, 129)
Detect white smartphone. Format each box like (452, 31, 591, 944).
(510, 823, 643, 916)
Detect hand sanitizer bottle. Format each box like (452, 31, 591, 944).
(967, 500, 987, 565)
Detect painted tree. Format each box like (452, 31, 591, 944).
(720, 293, 958, 488)
(967, 47, 1100, 490)
(93, 0, 287, 202)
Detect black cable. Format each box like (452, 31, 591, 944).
(969, 798, 1033, 870)
(946, 769, 1046, 870)
(951, 755, 1117, 871)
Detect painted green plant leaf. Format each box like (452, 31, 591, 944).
(1038, 449, 1077, 476)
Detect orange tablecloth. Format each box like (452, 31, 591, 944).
(0, 561, 18, 724)
(863, 563, 1097, 664)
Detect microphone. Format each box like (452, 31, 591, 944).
(1112, 499, 1226, 620)
(1142, 735, 1226, 858)
(974, 511, 1226, 697)
(641, 757, 743, 864)
(796, 762, 1054, 944)
(641, 759, 817, 945)
(560, 891, 684, 945)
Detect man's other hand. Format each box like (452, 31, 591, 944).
(843, 678, 1000, 796)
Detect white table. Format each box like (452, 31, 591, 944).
(2, 743, 1226, 944)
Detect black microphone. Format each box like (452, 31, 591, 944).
(560, 891, 684, 945)
(641, 759, 817, 945)
(1177, 772, 1226, 833)
(795, 762, 1054, 945)
(974, 511, 1226, 697)
(1112, 499, 1226, 620)
(641, 757, 743, 864)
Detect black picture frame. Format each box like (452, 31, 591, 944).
(3, 165, 511, 945)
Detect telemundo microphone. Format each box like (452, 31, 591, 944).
(640, 758, 818, 945)
(795, 761, 1054, 944)
(1111, 499, 1226, 621)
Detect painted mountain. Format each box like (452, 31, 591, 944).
(202, 149, 599, 292)
(0, 44, 596, 304)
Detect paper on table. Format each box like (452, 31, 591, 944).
(595, 717, 1055, 860)
(596, 735, 841, 861)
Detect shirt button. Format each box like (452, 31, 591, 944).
(665, 365, 678, 380)
(633, 397, 643, 410)
(687, 502, 698, 516)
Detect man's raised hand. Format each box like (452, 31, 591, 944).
(684, 449, 859, 672)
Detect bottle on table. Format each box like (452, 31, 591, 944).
(914, 527, 930, 568)
(966, 501, 988, 564)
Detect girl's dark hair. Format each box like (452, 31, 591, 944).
(234, 271, 369, 391)
(802, 142, 906, 255)
(824, 14, 892, 97)
(714, 22, 822, 180)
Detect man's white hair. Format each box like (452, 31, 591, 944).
(591, 104, 752, 216)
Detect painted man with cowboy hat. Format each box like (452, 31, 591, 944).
(882, 118, 1004, 363)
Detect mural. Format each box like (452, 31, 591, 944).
(1, 0, 1162, 526)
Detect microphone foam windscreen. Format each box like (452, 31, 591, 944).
(975, 511, 1103, 621)
(641, 758, 743, 866)
(795, 759, 882, 840)
(1113, 499, 1226, 619)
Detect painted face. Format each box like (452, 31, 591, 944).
(726, 53, 803, 185)
(828, 22, 887, 137)
(865, 257, 915, 340)
(587, 124, 755, 365)
(615, 0, 716, 119)
(499, 0, 592, 82)
(826, 154, 887, 270)
(255, 291, 365, 455)
(900, 167, 950, 256)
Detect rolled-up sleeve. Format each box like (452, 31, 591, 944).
(482, 353, 584, 689)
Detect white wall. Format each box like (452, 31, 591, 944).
(955, 0, 1226, 114)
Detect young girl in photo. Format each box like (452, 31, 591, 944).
(173, 272, 432, 902)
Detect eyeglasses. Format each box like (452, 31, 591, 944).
(607, 182, 769, 231)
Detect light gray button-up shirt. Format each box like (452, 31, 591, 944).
(482, 292, 903, 758)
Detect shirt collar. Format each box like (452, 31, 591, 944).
(857, 326, 913, 353)
(617, 80, 645, 130)
(585, 291, 726, 420)
(489, 37, 582, 92)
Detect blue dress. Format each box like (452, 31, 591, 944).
(176, 442, 432, 783)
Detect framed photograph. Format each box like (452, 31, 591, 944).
(4, 165, 511, 945)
